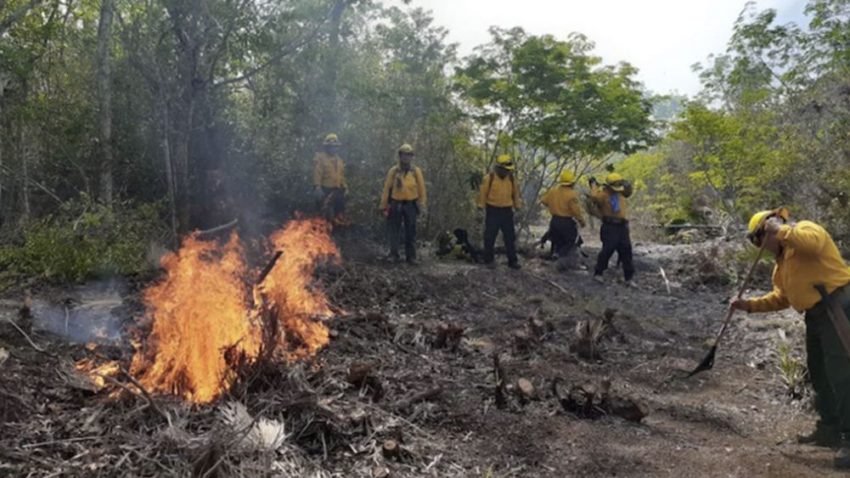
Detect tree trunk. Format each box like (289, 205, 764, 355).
(157, 91, 179, 248)
(19, 120, 29, 222)
(322, 1, 346, 130)
(0, 74, 6, 220)
(95, 0, 115, 207)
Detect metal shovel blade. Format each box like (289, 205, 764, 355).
(687, 345, 717, 378)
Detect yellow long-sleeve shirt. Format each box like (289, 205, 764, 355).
(380, 165, 427, 209)
(747, 221, 850, 313)
(541, 185, 585, 227)
(478, 173, 522, 209)
(313, 152, 347, 189)
(589, 186, 628, 220)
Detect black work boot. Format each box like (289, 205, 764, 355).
(834, 433, 850, 469)
(797, 422, 839, 447)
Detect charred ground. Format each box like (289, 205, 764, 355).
(0, 233, 841, 477)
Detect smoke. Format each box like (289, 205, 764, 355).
(30, 280, 128, 344)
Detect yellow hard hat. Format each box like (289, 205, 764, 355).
(559, 170, 576, 185)
(398, 143, 415, 155)
(747, 207, 790, 243)
(747, 210, 774, 235)
(605, 172, 625, 192)
(323, 133, 341, 146)
(496, 154, 515, 171)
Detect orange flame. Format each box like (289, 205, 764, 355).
(130, 232, 261, 404)
(261, 217, 340, 359)
(75, 358, 121, 389)
(120, 218, 339, 404)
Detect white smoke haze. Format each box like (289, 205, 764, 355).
(30, 280, 128, 344)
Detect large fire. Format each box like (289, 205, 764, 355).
(121, 218, 339, 404)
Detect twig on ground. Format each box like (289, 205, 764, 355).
(526, 272, 570, 295)
(5, 317, 56, 357)
(22, 436, 101, 449)
(659, 267, 671, 294)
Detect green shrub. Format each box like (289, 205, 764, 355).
(0, 196, 167, 284)
(776, 340, 807, 400)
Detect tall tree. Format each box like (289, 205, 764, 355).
(95, 0, 115, 207)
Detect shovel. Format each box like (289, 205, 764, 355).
(687, 243, 766, 378)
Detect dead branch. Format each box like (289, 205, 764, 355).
(526, 272, 570, 295)
(196, 218, 238, 237)
(493, 353, 508, 409)
(392, 387, 443, 411)
(4, 317, 56, 357)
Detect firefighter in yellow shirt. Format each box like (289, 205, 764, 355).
(380, 144, 427, 264)
(478, 155, 522, 270)
(589, 172, 634, 285)
(541, 170, 585, 271)
(313, 133, 348, 224)
(731, 208, 850, 468)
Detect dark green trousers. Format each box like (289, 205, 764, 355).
(805, 288, 850, 431)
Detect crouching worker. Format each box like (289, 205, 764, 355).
(589, 173, 635, 286)
(731, 208, 850, 468)
(541, 170, 586, 271)
(380, 144, 427, 264)
(437, 228, 481, 263)
(478, 155, 522, 270)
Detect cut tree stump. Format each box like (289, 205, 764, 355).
(382, 439, 400, 459)
(347, 363, 384, 401)
(528, 316, 553, 339)
(372, 466, 391, 478)
(493, 353, 508, 409)
(516, 378, 536, 402)
(433, 323, 464, 350)
(512, 329, 534, 354)
(553, 378, 648, 423)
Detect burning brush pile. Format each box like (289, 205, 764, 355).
(86, 217, 341, 404)
(3, 217, 461, 477)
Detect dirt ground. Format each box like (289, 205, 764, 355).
(0, 230, 843, 477)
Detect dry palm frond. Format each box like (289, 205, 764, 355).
(219, 401, 287, 451)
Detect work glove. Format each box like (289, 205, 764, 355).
(730, 297, 750, 312)
(763, 217, 783, 236)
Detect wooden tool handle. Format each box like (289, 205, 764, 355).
(715, 243, 766, 343)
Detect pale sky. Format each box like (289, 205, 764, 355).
(399, 0, 808, 96)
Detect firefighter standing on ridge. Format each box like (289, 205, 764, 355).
(541, 170, 586, 271)
(313, 133, 348, 225)
(589, 172, 635, 286)
(478, 155, 522, 270)
(380, 144, 427, 264)
(731, 208, 850, 469)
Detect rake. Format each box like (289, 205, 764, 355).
(687, 243, 766, 378)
